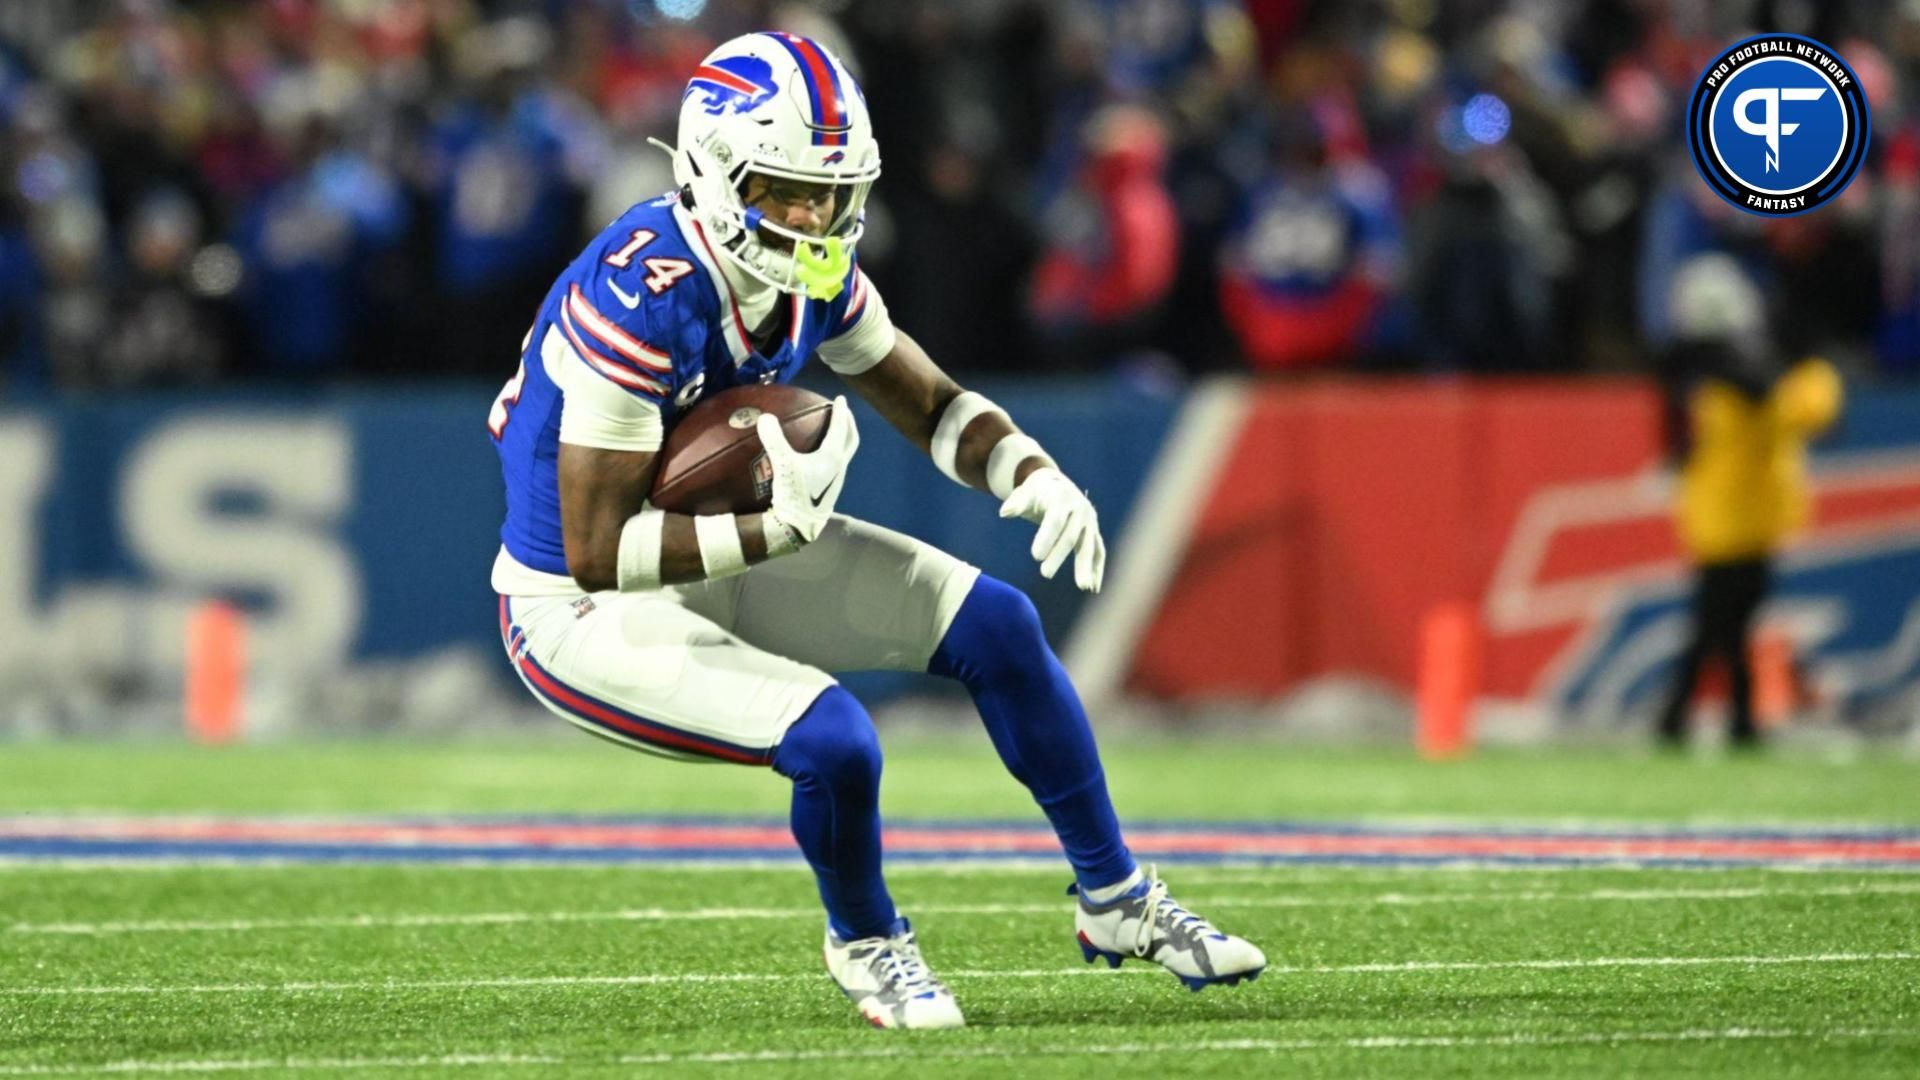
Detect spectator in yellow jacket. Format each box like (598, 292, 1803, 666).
(1657, 255, 1843, 748)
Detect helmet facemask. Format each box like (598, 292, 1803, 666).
(654, 134, 876, 302)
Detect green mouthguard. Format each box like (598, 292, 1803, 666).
(794, 236, 849, 301)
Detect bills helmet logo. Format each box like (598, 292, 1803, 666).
(685, 56, 778, 116)
(820, 150, 845, 165)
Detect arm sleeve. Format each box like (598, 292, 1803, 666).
(556, 280, 676, 404)
(546, 323, 668, 452)
(816, 269, 897, 376)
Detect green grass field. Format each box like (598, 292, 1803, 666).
(2, 739, 1918, 1077)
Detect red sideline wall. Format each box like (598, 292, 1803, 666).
(1128, 379, 1666, 700)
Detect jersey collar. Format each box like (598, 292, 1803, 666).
(673, 199, 755, 367)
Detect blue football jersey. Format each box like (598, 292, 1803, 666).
(490, 192, 875, 577)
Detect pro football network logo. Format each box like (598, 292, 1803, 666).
(1688, 34, 1869, 216)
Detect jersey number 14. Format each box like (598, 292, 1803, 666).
(604, 229, 694, 295)
(489, 227, 693, 440)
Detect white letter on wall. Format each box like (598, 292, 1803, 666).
(121, 418, 361, 677)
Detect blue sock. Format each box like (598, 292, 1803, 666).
(770, 686, 899, 941)
(929, 575, 1138, 892)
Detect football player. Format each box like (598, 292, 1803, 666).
(488, 31, 1264, 1030)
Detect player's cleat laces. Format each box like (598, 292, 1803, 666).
(823, 919, 964, 1030)
(1072, 864, 1268, 991)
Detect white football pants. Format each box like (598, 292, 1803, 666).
(498, 515, 980, 764)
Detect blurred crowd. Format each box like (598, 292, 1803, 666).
(0, 0, 1916, 395)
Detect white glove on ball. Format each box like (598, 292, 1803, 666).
(999, 466, 1105, 592)
(758, 396, 859, 545)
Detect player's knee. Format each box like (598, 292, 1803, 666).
(932, 575, 1051, 687)
(973, 575, 1049, 654)
(771, 685, 882, 792)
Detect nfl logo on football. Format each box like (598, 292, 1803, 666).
(751, 452, 775, 503)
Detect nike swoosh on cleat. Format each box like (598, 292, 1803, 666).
(608, 281, 643, 310)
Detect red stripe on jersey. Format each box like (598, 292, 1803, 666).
(841, 272, 867, 325)
(687, 218, 754, 357)
(560, 307, 668, 397)
(567, 285, 672, 373)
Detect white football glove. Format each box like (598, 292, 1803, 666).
(999, 467, 1105, 592)
(758, 396, 859, 545)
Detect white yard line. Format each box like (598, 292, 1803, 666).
(0, 1056, 565, 1076)
(13, 882, 1920, 936)
(4, 855, 1918, 875)
(0, 1027, 1912, 1075)
(3, 952, 1915, 997)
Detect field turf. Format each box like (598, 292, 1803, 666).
(2, 739, 1917, 1077)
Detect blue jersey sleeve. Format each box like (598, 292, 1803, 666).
(554, 277, 678, 406)
(822, 255, 873, 340)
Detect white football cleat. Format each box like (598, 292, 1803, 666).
(823, 919, 965, 1030)
(1074, 865, 1267, 991)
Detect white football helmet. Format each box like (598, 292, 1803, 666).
(655, 32, 881, 299)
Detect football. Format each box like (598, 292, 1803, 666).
(649, 384, 833, 515)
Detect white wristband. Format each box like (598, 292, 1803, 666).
(694, 513, 748, 579)
(761, 512, 806, 558)
(931, 391, 1002, 485)
(615, 509, 666, 592)
(986, 433, 1046, 500)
